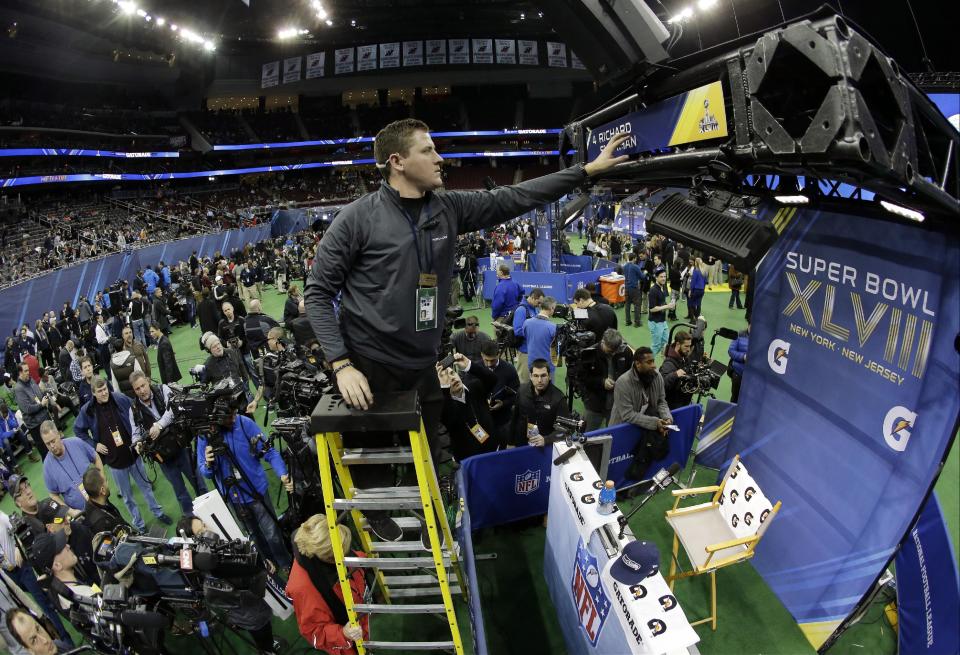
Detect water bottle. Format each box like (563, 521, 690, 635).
(527, 424, 541, 446)
(598, 480, 617, 515)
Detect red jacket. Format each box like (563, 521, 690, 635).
(24, 353, 41, 384)
(286, 553, 370, 653)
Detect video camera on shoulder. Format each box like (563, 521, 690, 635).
(169, 377, 247, 436)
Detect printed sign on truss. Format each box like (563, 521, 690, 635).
(261, 61, 279, 88)
(282, 56, 301, 84)
(426, 39, 447, 65)
(547, 42, 568, 68)
(449, 38, 470, 64)
(380, 42, 400, 69)
(518, 40, 539, 66)
(306, 52, 325, 79)
(472, 38, 493, 64)
(571, 51, 586, 70)
(496, 39, 516, 64)
(403, 40, 424, 66)
(334, 47, 355, 75)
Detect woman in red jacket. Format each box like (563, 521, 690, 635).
(287, 514, 370, 653)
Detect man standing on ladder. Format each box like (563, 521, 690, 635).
(305, 118, 629, 542)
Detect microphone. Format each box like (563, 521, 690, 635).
(119, 610, 170, 630)
(553, 445, 578, 466)
(716, 327, 739, 340)
(617, 462, 683, 540)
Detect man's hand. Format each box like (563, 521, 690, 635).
(583, 132, 631, 177)
(604, 377, 615, 391)
(489, 399, 504, 411)
(281, 474, 293, 493)
(205, 445, 215, 465)
(342, 623, 363, 642)
(148, 424, 161, 439)
(41, 397, 49, 407)
(336, 365, 373, 410)
(245, 400, 258, 415)
(95, 443, 109, 455)
(528, 435, 545, 447)
(676, 369, 687, 378)
(134, 442, 143, 454)
(452, 353, 470, 371)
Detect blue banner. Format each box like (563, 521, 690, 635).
(459, 405, 701, 531)
(531, 206, 552, 273)
(693, 399, 737, 470)
(559, 255, 594, 274)
(455, 471, 490, 655)
(0, 148, 179, 158)
(0, 225, 273, 341)
(211, 128, 562, 151)
(896, 492, 960, 655)
(565, 269, 615, 303)
(727, 205, 960, 649)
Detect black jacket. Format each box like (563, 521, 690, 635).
(580, 344, 633, 414)
(157, 335, 182, 384)
(289, 315, 319, 351)
(83, 497, 129, 536)
(660, 346, 697, 409)
(304, 166, 589, 368)
(583, 302, 619, 344)
(441, 363, 501, 461)
(511, 381, 570, 446)
(197, 298, 220, 335)
(470, 358, 520, 428)
(283, 297, 300, 327)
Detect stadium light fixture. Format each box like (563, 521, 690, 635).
(202, 40, 216, 52)
(135, 8, 146, 17)
(155, 17, 165, 26)
(774, 195, 810, 205)
(277, 27, 301, 39)
(118, 1, 137, 15)
(170, 24, 178, 31)
(667, 7, 694, 23)
(697, 0, 718, 9)
(880, 200, 925, 223)
(325, 19, 333, 26)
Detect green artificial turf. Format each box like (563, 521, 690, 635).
(2, 238, 956, 655)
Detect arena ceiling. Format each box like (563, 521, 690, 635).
(2, 0, 957, 76)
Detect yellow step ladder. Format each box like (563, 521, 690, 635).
(312, 390, 466, 653)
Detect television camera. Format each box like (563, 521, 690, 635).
(438, 305, 467, 358)
(168, 377, 247, 449)
(553, 304, 596, 404)
(259, 348, 332, 418)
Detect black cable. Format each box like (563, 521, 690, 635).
(904, 0, 935, 71)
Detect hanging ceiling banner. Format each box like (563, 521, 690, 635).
(518, 40, 539, 66)
(305, 52, 325, 79)
(547, 42, 568, 68)
(472, 38, 493, 64)
(334, 47, 355, 75)
(357, 44, 378, 71)
(379, 42, 400, 69)
(495, 39, 516, 64)
(403, 40, 423, 66)
(261, 61, 279, 88)
(426, 39, 447, 65)
(448, 39, 470, 64)
(282, 56, 301, 84)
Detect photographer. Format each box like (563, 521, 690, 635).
(79, 467, 128, 535)
(201, 334, 255, 412)
(512, 359, 570, 446)
(437, 354, 501, 463)
(29, 531, 91, 611)
(610, 347, 674, 480)
(450, 316, 494, 360)
(218, 302, 260, 387)
(660, 330, 698, 409)
(129, 372, 206, 517)
(286, 514, 369, 654)
(581, 329, 633, 432)
(571, 288, 618, 344)
(36, 499, 96, 586)
(198, 408, 294, 571)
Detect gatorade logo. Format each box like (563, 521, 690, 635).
(883, 406, 917, 452)
(767, 339, 790, 374)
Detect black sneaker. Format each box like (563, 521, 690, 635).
(156, 513, 173, 525)
(366, 514, 403, 542)
(420, 518, 432, 551)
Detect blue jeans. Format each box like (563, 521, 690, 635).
(131, 319, 147, 347)
(0, 427, 32, 461)
(160, 449, 206, 515)
(110, 458, 165, 530)
(232, 495, 291, 570)
(649, 320, 669, 357)
(242, 351, 260, 388)
(8, 565, 72, 643)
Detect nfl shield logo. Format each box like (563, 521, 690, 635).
(515, 469, 540, 495)
(571, 538, 610, 646)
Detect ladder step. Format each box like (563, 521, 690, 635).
(362, 641, 455, 651)
(382, 574, 441, 586)
(389, 585, 462, 598)
(369, 541, 430, 552)
(360, 516, 421, 531)
(334, 498, 424, 510)
(345, 556, 450, 570)
(354, 603, 446, 614)
(352, 486, 422, 497)
(341, 447, 413, 465)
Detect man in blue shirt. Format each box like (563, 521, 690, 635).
(622, 253, 646, 327)
(159, 261, 171, 289)
(521, 297, 558, 373)
(40, 421, 104, 511)
(143, 266, 159, 296)
(511, 288, 544, 383)
(199, 409, 294, 570)
(491, 264, 522, 321)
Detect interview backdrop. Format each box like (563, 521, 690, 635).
(726, 205, 960, 650)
